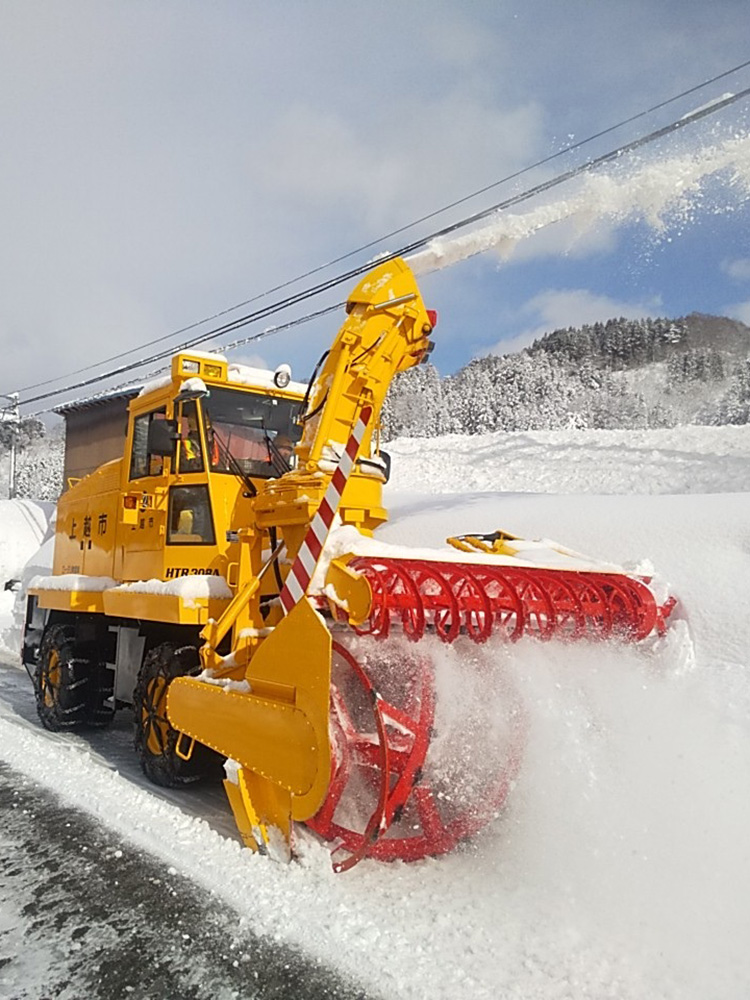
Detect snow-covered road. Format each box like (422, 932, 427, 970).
(0, 755, 365, 1000)
(0, 426, 749, 999)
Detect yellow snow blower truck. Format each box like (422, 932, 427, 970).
(24, 258, 675, 870)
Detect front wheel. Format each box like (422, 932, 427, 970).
(133, 643, 223, 788)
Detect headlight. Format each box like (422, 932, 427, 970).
(274, 364, 292, 388)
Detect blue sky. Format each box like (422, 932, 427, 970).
(1, 1, 750, 412)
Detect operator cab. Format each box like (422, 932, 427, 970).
(124, 352, 307, 562)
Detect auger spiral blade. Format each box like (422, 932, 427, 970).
(329, 556, 675, 645)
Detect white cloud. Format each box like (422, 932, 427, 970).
(725, 300, 750, 326)
(721, 258, 750, 282)
(422, 12, 505, 71)
(489, 288, 662, 355)
(1, 1, 748, 402)
(0, 2, 549, 399)
(253, 96, 544, 234)
(228, 350, 269, 371)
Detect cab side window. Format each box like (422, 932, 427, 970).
(129, 409, 167, 480)
(176, 400, 205, 474)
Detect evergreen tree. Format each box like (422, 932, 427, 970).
(382, 310, 750, 438)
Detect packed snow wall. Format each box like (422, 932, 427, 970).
(0, 499, 54, 658)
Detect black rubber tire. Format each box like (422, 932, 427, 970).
(34, 624, 91, 732)
(133, 642, 224, 788)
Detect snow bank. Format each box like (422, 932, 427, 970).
(0, 500, 52, 585)
(113, 576, 233, 600)
(386, 424, 750, 495)
(0, 428, 749, 999)
(0, 500, 53, 657)
(28, 573, 117, 592)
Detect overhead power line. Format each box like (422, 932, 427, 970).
(18, 80, 750, 413)
(11, 57, 750, 402)
(41, 300, 346, 418)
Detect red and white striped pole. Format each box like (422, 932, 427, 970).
(279, 406, 372, 615)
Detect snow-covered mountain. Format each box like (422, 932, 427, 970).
(383, 312, 750, 438)
(2, 313, 748, 505)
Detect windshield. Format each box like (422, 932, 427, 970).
(203, 386, 303, 479)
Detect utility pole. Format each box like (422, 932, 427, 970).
(1, 393, 20, 500)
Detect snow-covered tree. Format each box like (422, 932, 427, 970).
(383, 311, 750, 437)
(0, 425, 64, 500)
(699, 359, 750, 425)
(381, 363, 446, 439)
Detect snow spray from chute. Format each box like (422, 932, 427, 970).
(407, 130, 750, 274)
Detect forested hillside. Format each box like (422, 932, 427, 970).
(2, 312, 749, 499)
(0, 419, 64, 500)
(382, 313, 750, 438)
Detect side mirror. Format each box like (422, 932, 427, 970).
(357, 450, 391, 483)
(147, 418, 178, 457)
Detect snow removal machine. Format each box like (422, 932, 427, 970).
(23, 258, 675, 870)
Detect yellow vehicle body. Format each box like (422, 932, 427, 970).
(25, 258, 437, 859)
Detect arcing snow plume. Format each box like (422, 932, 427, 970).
(408, 132, 750, 274)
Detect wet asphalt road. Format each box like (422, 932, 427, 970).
(0, 654, 375, 1000)
(0, 762, 373, 1000)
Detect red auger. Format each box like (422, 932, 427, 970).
(310, 555, 675, 867)
(344, 555, 675, 644)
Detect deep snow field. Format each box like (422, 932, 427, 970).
(0, 424, 749, 1000)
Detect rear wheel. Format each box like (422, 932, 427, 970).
(34, 624, 90, 731)
(133, 642, 223, 788)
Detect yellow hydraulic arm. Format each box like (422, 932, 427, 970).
(167, 258, 436, 857)
(295, 256, 436, 474)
